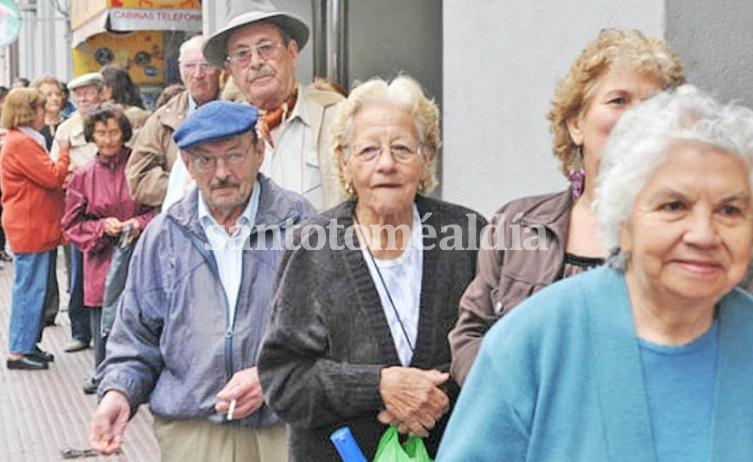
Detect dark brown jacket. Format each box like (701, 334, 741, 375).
(449, 189, 572, 385)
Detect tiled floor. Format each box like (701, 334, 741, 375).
(0, 251, 160, 461)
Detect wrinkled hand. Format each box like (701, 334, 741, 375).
(123, 218, 142, 238)
(379, 367, 450, 437)
(89, 390, 131, 455)
(215, 367, 264, 420)
(103, 217, 123, 237)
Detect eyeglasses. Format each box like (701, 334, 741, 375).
(226, 42, 285, 65)
(346, 143, 423, 163)
(92, 129, 122, 141)
(180, 61, 214, 72)
(190, 151, 249, 173)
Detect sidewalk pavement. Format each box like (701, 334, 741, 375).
(0, 252, 159, 461)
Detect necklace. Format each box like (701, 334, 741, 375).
(353, 213, 416, 355)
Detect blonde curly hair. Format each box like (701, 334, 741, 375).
(331, 75, 440, 198)
(547, 28, 686, 177)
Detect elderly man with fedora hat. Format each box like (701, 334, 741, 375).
(204, 4, 345, 211)
(88, 100, 315, 461)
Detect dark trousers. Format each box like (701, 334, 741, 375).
(89, 307, 106, 370)
(0, 191, 5, 253)
(42, 250, 59, 325)
(68, 245, 91, 343)
(36, 251, 59, 342)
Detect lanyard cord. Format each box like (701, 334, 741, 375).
(353, 213, 415, 355)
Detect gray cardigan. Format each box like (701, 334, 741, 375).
(258, 196, 487, 461)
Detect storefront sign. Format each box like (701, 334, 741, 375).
(109, 8, 201, 31)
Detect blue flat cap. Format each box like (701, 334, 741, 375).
(173, 101, 259, 150)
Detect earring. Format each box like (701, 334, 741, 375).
(568, 146, 585, 199)
(343, 180, 355, 197)
(607, 246, 630, 270)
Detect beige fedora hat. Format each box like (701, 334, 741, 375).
(203, 9, 309, 68)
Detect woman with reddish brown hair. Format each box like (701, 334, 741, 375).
(1, 88, 70, 370)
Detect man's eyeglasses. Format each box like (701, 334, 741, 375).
(226, 42, 285, 65)
(180, 61, 213, 72)
(346, 143, 423, 163)
(190, 152, 249, 172)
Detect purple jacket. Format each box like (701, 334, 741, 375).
(62, 147, 157, 307)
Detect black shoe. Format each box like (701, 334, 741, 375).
(30, 346, 54, 363)
(82, 377, 98, 395)
(7, 356, 49, 370)
(64, 340, 90, 353)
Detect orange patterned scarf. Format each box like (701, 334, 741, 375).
(257, 88, 298, 148)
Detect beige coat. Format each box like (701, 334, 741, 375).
(125, 91, 190, 207)
(125, 85, 345, 210)
(50, 112, 97, 172)
(261, 84, 345, 211)
(123, 105, 151, 146)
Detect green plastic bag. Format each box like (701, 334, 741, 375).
(372, 425, 432, 462)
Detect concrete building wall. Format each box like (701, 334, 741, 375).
(11, 2, 70, 85)
(665, 0, 753, 108)
(442, 1, 664, 216)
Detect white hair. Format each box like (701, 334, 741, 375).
(595, 84, 753, 267)
(179, 35, 208, 62)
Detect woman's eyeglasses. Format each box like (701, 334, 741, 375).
(346, 143, 423, 163)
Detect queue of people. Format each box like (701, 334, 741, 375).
(2, 5, 753, 462)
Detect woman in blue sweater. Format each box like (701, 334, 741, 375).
(438, 85, 753, 461)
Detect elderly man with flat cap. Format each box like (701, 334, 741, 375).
(204, 6, 345, 211)
(50, 72, 106, 356)
(88, 101, 314, 461)
(51, 72, 103, 168)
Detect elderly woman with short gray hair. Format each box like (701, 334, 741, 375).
(258, 75, 486, 460)
(438, 85, 753, 460)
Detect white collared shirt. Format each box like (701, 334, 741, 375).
(260, 85, 323, 209)
(198, 180, 260, 328)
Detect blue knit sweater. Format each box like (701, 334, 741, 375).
(438, 267, 753, 461)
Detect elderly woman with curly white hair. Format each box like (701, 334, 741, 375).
(257, 75, 487, 460)
(438, 85, 753, 461)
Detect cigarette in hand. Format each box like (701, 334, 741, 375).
(227, 399, 237, 421)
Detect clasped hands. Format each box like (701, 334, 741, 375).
(103, 217, 142, 238)
(378, 366, 450, 437)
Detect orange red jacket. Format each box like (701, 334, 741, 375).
(0, 128, 70, 253)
